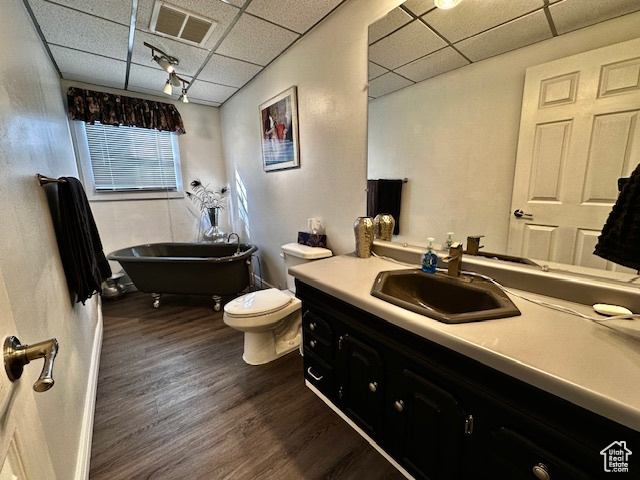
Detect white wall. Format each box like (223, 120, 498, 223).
(368, 12, 640, 252)
(60, 80, 228, 267)
(0, 1, 100, 478)
(220, 0, 403, 288)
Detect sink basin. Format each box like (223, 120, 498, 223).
(371, 269, 521, 324)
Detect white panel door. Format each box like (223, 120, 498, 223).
(0, 267, 56, 479)
(508, 37, 640, 272)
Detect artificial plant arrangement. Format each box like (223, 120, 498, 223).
(186, 179, 228, 212)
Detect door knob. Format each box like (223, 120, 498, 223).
(513, 209, 533, 219)
(4, 336, 59, 392)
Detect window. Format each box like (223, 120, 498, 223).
(72, 122, 183, 201)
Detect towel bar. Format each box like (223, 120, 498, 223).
(37, 174, 66, 186)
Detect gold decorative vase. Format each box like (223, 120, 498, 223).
(374, 213, 395, 241)
(353, 216, 374, 258)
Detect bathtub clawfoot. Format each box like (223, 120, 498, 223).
(152, 293, 162, 308)
(212, 295, 222, 312)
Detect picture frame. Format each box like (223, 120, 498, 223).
(259, 86, 299, 172)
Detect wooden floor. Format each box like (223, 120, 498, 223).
(90, 292, 403, 480)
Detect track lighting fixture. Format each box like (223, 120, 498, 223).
(144, 41, 191, 98)
(144, 41, 179, 73)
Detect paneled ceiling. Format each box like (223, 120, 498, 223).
(369, 0, 640, 99)
(25, 0, 346, 106)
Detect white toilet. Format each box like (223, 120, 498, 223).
(223, 243, 332, 365)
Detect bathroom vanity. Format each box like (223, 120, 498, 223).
(291, 253, 640, 480)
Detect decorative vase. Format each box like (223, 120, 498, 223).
(374, 213, 395, 241)
(203, 207, 226, 243)
(353, 216, 374, 258)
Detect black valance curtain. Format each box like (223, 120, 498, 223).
(67, 87, 186, 135)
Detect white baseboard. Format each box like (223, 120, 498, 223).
(74, 306, 103, 480)
(305, 380, 414, 480)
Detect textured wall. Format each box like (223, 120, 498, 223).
(220, 0, 403, 288)
(0, 1, 99, 478)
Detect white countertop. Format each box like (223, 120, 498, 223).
(290, 254, 640, 431)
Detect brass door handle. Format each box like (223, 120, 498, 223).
(4, 336, 59, 392)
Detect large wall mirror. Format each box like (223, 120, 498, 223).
(367, 0, 640, 280)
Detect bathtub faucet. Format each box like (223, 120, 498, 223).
(227, 233, 241, 255)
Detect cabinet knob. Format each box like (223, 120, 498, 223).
(532, 463, 550, 480)
(394, 400, 404, 412)
(309, 322, 316, 331)
(368, 381, 378, 393)
(309, 340, 317, 348)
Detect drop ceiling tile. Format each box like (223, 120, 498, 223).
(29, 0, 129, 60)
(395, 47, 469, 82)
(369, 62, 389, 81)
(368, 71, 414, 98)
(423, 0, 544, 43)
(369, 20, 447, 70)
(197, 54, 262, 88)
(136, 0, 240, 50)
(402, 0, 434, 17)
(45, 0, 132, 25)
(216, 14, 299, 66)
(368, 7, 412, 44)
(455, 10, 552, 63)
(131, 30, 210, 76)
(187, 79, 238, 103)
(246, 0, 343, 34)
(128, 64, 192, 95)
(51, 45, 127, 89)
(549, 0, 640, 35)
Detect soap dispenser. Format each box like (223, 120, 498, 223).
(422, 237, 438, 273)
(444, 232, 454, 250)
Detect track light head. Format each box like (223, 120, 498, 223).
(163, 79, 172, 95)
(170, 72, 181, 87)
(154, 55, 175, 73)
(180, 88, 189, 103)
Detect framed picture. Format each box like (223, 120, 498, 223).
(259, 86, 299, 172)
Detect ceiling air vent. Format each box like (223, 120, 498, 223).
(150, 1, 218, 47)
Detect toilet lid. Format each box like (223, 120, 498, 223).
(224, 288, 293, 317)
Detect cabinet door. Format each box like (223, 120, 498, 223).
(489, 428, 592, 480)
(339, 333, 385, 440)
(387, 369, 467, 480)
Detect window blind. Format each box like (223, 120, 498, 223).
(85, 123, 178, 192)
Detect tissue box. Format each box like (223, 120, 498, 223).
(298, 232, 327, 248)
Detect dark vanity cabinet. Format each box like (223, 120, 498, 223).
(298, 280, 640, 480)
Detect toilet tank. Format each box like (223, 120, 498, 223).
(281, 243, 332, 292)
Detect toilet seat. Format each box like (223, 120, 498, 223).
(224, 288, 293, 318)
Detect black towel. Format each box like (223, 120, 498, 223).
(57, 177, 111, 304)
(594, 163, 640, 271)
(367, 179, 403, 235)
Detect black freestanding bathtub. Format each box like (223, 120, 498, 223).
(107, 242, 258, 310)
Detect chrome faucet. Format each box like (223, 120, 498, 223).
(465, 235, 484, 255)
(227, 233, 240, 255)
(443, 242, 463, 277)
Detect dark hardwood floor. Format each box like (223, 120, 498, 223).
(90, 292, 404, 480)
